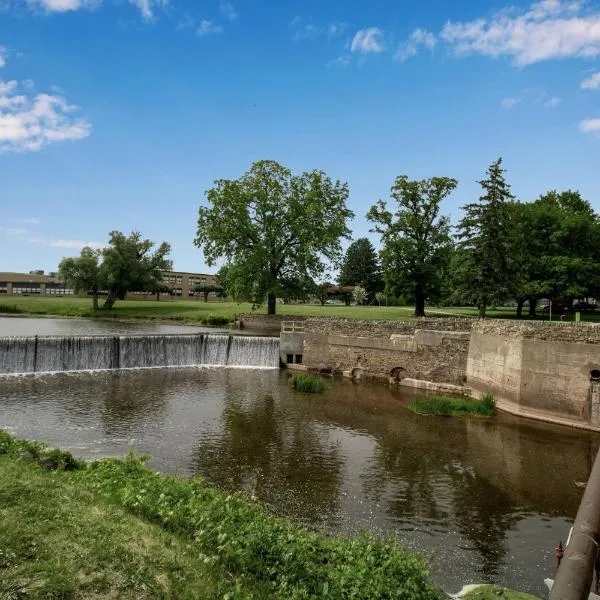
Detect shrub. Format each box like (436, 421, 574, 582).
(289, 374, 328, 394)
(409, 395, 497, 417)
(0, 304, 24, 314)
(202, 315, 232, 327)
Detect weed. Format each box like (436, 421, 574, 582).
(409, 394, 496, 417)
(289, 374, 328, 393)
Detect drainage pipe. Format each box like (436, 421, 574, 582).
(550, 448, 600, 600)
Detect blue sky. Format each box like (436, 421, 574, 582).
(1, 0, 599, 275)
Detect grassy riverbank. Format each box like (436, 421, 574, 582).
(0, 431, 438, 599)
(409, 395, 497, 417)
(2, 296, 598, 323)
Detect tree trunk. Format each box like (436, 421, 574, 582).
(516, 299, 524, 319)
(156, 292, 160, 301)
(204, 293, 209, 303)
(92, 293, 99, 311)
(478, 296, 487, 319)
(414, 289, 426, 318)
(528, 297, 537, 318)
(267, 292, 276, 315)
(103, 293, 117, 309)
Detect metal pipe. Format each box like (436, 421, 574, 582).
(551, 448, 600, 600)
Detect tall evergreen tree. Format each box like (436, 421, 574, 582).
(337, 238, 382, 301)
(454, 158, 515, 318)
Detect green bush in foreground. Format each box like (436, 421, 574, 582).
(409, 394, 496, 417)
(0, 431, 437, 599)
(289, 373, 328, 394)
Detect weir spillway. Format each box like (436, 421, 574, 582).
(0, 334, 280, 375)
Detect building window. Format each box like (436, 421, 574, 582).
(13, 284, 41, 295)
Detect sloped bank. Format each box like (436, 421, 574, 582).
(0, 431, 437, 599)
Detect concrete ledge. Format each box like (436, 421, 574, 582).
(398, 378, 470, 395)
(285, 363, 309, 372)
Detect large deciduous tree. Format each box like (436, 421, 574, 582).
(367, 175, 456, 317)
(194, 160, 353, 315)
(337, 238, 382, 302)
(58, 231, 171, 310)
(58, 247, 103, 310)
(101, 231, 172, 309)
(454, 158, 515, 318)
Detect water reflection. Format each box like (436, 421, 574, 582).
(0, 367, 597, 596)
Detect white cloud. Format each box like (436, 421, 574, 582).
(290, 17, 347, 41)
(441, 0, 600, 66)
(26, 0, 167, 19)
(545, 96, 562, 107)
(0, 227, 102, 249)
(128, 0, 168, 21)
(579, 118, 600, 133)
(18, 217, 41, 224)
(0, 76, 91, 153)
(582, 72, 600, 90)
(351, 27, 385, 53)
(327, 55, 351, 68)
(197, 20, 223, 37)
(395, 28, 437, 62)
(220, 0, 237, 21)
(0, 47, 6, 68)
(501, 96, 523, 108)
(21, 79, 35, 89)
(51, 239, 103, 249)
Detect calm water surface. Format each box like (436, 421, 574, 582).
(0, 367, 595, 596)
(0, 316, 244, 336)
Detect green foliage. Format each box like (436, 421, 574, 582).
(289, 374, 328, 394)
(79, 454, 436, 599)
(368, 175, 456, 317)
(202, 314, 232, 327)
(454, 159, 516, 318)
(58, 232, 172, 311)
(195, 160, 354, 315)
(409, 394, 497, 417)
(0, 304, 23, 314)
(338, 238, 383, 300)
(353, 285, 368, 305)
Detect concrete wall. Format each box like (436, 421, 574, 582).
(301, 318, 472, 385)
(467, 321, 600, 427)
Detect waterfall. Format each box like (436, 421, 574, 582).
(0, 334, 280, 375)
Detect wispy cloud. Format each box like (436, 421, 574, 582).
(545, 96, 562, 108)
(197, 19, 223, 37)
(0, 59, 91, 153)
(351, 27, 385, 53)
(290, 16, 347, 42)
(25, 0, 168, 20)
(395, 28, 436, 62)
(441, 0, 600, 66)
(326, 55, 351, 68)
(219, 0, 236, 21)
(0, 46, 6, 68)
(582, 72, 600, 90)
(0, 227, 102, 249)
(580, 118, 600, 134)
(501, 96, 523, 109)
(17, 217, 41, 225)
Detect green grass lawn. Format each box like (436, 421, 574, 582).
(1, 296, 598, 323)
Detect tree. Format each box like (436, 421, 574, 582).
(338, 238, 382, 301)
(375, 291, 386, 306)
(194, 160, 353, 315)
(314, 282, 332, 306)
(454, 159, 515, 318)
(367, 175, 456, 317)
(353, 286, 367, 305)
(194, 284, 221, 302)
(58, 247, 103, 310)
(101, 231, 172, 309)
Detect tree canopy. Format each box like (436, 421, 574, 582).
(194, 160, 353, 315)
(58, 231, 172, 309)
(454, 158, 515, 318)
(338, 238, 382, 302)
(368, 175, 456, 317)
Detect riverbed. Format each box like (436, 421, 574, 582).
(0, 365, 594, 596)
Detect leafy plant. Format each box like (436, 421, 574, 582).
(289, 374, 328, 394)
(409, 394, 496, 417)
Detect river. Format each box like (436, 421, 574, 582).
(0, 363, 595, 596)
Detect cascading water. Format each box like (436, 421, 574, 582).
(0, 334, 280, 375)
